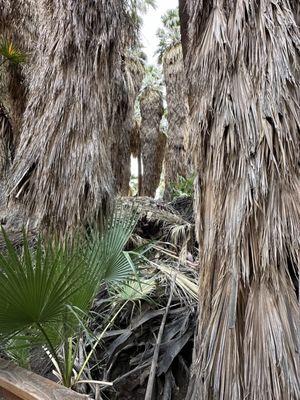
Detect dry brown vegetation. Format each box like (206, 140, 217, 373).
(0, 104, 13, 179)
(162, 43, 190, 201)
(140, 86, 165, 197)
(0, 1, 299, 399)
(185, 1, 300, 399)
(111, 54, 145, 196)
(8, 0, 127, 236)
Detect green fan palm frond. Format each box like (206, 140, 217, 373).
(0, 205, 141, 387)
(0, 231, 83, 338)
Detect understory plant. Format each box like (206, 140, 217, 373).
(0, 38, 26, 67)
(0, 206, 141, 388)
(169, 175, 195, 200)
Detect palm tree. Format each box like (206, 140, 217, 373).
(139, 67, 165, 197)
(0, 40, 25, 206)
(9, 1, 127, 236)
(111, 51, 145, 196)
(178, 0, 189, 61)
(157, 9, 190, 201)
(184, 1, 300, 399)
(111, 2, 153, 196)
(0, 0, 36, 142)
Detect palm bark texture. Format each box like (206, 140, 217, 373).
(185, 1, 300, 399)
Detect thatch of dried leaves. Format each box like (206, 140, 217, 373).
(0, 0, 37, 140)
(162, 43, 190, 201)
(0, 104, 13, 179)
(9, 0, 125, 235)
(185, 1, 300, 399)
(140, 87, 165, 197)
(111, 53, 145, 195)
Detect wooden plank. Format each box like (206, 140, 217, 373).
(0, 386, 23, 400)
(0, 359, 89, 400)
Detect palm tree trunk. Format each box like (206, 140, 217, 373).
(0, 0, 38, 145)
(9, 0, 125, 236)
(162, 44, 189, 202)
(186, 1, 300, 399)
(0, 104, 13, 177)
(111, 55, 144, 195)
(140, 87, 165, 197)
(178, 0, 189, 62)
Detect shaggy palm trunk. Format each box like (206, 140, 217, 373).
(130, 119, 142, 195)
(0, 104, 13, 178)
(162, 44, 189, 201)
(140, 87, 165, 197)
(111, 55, 144, 195)
(0, 0, 37, 145)
(9, 0, 124, 235)
(185, 1, 300, 399)
(178, 0, 189, 61)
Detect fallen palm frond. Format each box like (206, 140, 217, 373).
(84, 252, 198, 400)
(0, 205, 141, 389)
(0, 194, 198, 398)
(186, 1, 300, 399)
(121, 196, 195, 260)
(9, 1, 127, 236)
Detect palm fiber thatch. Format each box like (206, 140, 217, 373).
(0, 0, 37, 142)
(185, 1, 300, 399)
(140, 87, 165, 197)
(9, 0, 126, 236)
(130, 118, 141, 159)
(0, 104, 13, 179)
(111, 53, 145, 195)
(178, 0, 189, 61)
(162, 43, 190, 201)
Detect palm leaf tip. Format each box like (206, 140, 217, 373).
(0, 39, 26, 64)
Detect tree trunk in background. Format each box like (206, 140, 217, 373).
(111, 55, 144, 196)
(139, 87, 165, 197)
(0, 105, 13, 179)
(162, 43, 189, 202)
(0, 0, 38, 148)
(178, 0, 189, 62)
(130, 118, 143, 195)
(186, 1, 300, 399)
(9, 0, 125, 236)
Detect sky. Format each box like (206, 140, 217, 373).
(141, 0, 179, 65)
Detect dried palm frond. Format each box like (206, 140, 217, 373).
(139, 86, 165, 197)
(9, 0, 126, 236)
(186, 1, 300, 399)
(88, 254, 198, 400)
(162, 43, 190, 201)
(121, 196, 195, 261)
